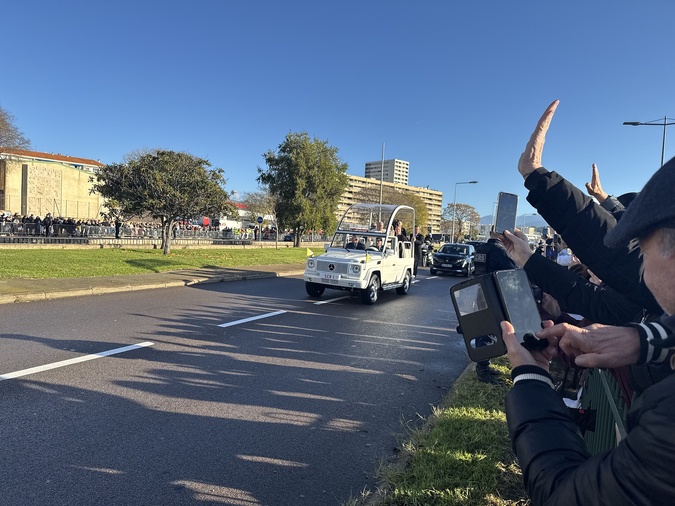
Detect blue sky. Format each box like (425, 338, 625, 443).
(3, 0, 674, 218)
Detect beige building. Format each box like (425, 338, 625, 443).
(364, 159, 409, 185)
(0, 148, 105, 219)
(339, 174, 443, 232)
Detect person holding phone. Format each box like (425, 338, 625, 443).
(503, 100, 675, 505)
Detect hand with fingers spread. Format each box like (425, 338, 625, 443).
(498, 229, 533, 267)
(518, 100, 559, 179)
(501, 320, 557, 372)
(585, 163, 609, 203)
(535, 322, 640, 369)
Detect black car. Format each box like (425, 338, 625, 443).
(430, 243, 475, 276)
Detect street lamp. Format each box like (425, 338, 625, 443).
(452, 181, 478, 242)
(623, 116, 675, 168)
(520, 213, 537, 229)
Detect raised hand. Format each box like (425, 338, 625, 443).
(518, 100, 559, 179)
(585, 163, 609, 202)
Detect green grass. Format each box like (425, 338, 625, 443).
(359, 358, 528, 506)
(0, 248, 308, 279)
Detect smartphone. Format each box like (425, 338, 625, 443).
(450, 269, 545, 362)
(495, 192, 518, 234)
(493, 270, 543, 346)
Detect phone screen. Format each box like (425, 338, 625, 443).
(495, 192, 518, 233)
(494, 270, 541, 343)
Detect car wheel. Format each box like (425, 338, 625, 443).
(396, 271, 411, 295)
(429, 267, 437, 275)
(360, 274, 380, 304)
(305, 282, 325, 298)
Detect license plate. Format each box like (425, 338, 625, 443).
(442, 263, 453, 268)
(475, 253, 486, 262)
(323, 273, 339, 280)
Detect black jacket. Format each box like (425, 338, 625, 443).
(506, 367, 675, 505)
(523, 253, 645, 326)
(524, 168, 661, 315)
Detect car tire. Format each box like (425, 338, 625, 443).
(396, 271, 411, 295)
(360, 274, 380, 304)
(429, 267, 437, 275)
(305, 282, 325, 298)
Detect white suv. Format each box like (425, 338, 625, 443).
(303, 204, 415, 304)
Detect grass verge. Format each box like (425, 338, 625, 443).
(355, 358, 528, 506)
(0, 248, 308, 279)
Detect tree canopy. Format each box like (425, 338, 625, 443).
(258, 132, 348, 246)
(441, 202, 481, 242)
(0, 105, 30, 149)
(91, 149, 235, 254)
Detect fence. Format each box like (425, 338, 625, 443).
(579, 368, 628, 454)
(0, 222, 328, 243)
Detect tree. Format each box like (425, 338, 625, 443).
(353, 185, 429, 232)
(91, 150, 235, 254)
(0, 105, 30, 149)
(442, 202, 481, 242)
(258, 132, 348, 247)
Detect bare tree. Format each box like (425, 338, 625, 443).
(0, 105, 30, 149)
(442, 202, 481, 242)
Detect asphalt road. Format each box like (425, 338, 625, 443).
(0, 269, 470, 505)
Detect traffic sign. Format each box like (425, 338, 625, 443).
(257, 216, 263, 224)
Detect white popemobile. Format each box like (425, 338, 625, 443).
(303, 203, 415, 304)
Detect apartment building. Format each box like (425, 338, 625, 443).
(339, 174, 443, 232)
(364, 159, 409, 185)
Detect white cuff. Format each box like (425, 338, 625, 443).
(513, 373, 554, 389)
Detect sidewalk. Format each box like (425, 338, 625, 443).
(0, 263, 306, 304)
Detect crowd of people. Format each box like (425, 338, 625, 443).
(486, 100, 675, 504)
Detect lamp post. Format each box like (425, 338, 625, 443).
(623, 116, 675, 168)
(520, 212, 537, 229)
(452, 181, 478, 242)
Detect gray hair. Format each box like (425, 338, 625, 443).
(656, 227, 675, 257)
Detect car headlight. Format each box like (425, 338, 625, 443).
(307, 259, 315, 269)
(349, 264, 361, 274)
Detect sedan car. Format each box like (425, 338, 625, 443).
(429, 243, 475, 276)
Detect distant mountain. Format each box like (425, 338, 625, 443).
(480, 215, 549, 228)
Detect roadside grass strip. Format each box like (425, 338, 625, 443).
(363, 358, 528, 506)
(0, 342, 155, 381)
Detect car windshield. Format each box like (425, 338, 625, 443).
(439, 244, 468, 255)
(330, 232, 389, 252)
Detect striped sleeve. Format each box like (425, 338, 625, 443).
(511, 365, 555, 389)
(626, 321, 675, 368)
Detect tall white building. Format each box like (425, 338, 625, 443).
(364, 159, 409, 185)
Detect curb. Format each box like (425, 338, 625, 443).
(0, 269, 306, 304)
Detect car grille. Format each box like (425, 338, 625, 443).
(317, 260, 349, 274)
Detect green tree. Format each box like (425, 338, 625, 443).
(442, 202, 481, 242)
(0, 105, 30, 149)
(258, 132, 348, 247)
(91, 150, 235, 254)
(353, 185, 429, 232)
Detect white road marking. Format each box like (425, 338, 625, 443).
(427, 276, 439, 279)
(218, 310, 287, 328)
(314, 296, 350, 305)
(0, 341, 154, 382)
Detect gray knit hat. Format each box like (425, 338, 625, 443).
(605, 156, 675, 247)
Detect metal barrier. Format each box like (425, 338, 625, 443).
(0, 223, 330, 243)
(580, 368, 628, 454)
